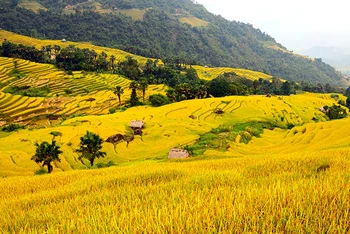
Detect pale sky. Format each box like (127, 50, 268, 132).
(195, 0, 350, 50)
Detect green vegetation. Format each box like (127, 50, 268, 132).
(76, 131, 106, 167)
(1, 123, 25, 132)
(149, 93, 170, 107)
(3, 85, 51, 97)
(31, 140, 62, 173)
(0, 0, 344, 85)
(186, 122, 273, 156)
(325, 104, 348, 120)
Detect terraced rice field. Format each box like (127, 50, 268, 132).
(193, 65, 273, 81)
(0, 57, 132, 95)
(0, 83, 165, 125)
(0, 93, 349, 233)
(0, 93, 342, 176)
(0, 30, 151, 65)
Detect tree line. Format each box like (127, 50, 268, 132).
(0, 40, 345, 107)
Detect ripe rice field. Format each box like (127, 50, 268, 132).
(193, 65, 272, 81)
(0, 57, 132, 96)
(0, 30, 349, 233)
(0, 93, 344, 176)
(0, 30, 150, 65)
(0, 93, 349, 233)
(0, 56, 166, 124)
(0, 85, 165, 126)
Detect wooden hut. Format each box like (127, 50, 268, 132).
(129, 120, 145, 135)
(168, 148, 190, 159)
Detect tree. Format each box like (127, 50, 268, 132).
(149, 94, 170, 107)
(31, 140, 62, 173)
(280, 81, 293, 95)
(118, 56, 141, 80)
(129, 81, 140, 107)
(110, 55, 116, 70)
(139, 78, 148, 102)
(209, 78, 230, 97)
(114, 85, 124, 106)
(76, 131, 106, 167)
(185, 67, 199, 81)
(345, 87, 350, 97)
(326, 104, 347, 120)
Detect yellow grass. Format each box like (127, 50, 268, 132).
(117, 9, 147, 21)
(0, 93, 349, 232)
(179, 17, 209, 27)
(0, 30, 150, 65)
(193, 65, 272, 81)
(0, 136, 349, 232)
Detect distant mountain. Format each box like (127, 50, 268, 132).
(299, 46, 350, 76)
(0, 0, 346, 85)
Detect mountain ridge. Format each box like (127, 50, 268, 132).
(0, 0, 347, 85)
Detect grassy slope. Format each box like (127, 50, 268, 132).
(117, 9, 147, 21)
(18, 0, 47, 13)
(179, 17, 209, 27)
(0, 94, 349, 232)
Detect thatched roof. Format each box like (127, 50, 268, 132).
(168, 148, 189, 159)
(214, 108, 224, 114)
(106, 134, 124, 144)
(130, 120, 145, 129)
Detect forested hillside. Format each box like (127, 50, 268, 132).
(0, 0, 346, 85)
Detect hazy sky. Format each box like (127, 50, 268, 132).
(195, 0, 350, 50)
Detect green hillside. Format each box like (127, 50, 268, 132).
(0, 0, 346, 85)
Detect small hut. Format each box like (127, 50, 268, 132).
(129, 120, 145, 129)
(168, 148, 190, 159)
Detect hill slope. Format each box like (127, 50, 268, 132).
(0, 92, 344, 176)
(0, 0, 346, 85)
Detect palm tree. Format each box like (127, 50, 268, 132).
(139, 78, 148, 102)
(31, 141, 62, 173)
(114, 86, 124, 106)
(76, 131, 106, 167)
(110, 55, 116, 70)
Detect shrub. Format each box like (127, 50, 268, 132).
(93, 161, 116, 169)
(64, 88, 73, 94)
(3, 85, 51, 97)
(326, 104, 347, 120)
(149, 94, 170, 107)
(34, 168, 48, 175)
(1, 123, 25, 132)
(109, 107, 118, 114)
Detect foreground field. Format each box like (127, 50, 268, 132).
(0, 146, 349, 233)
